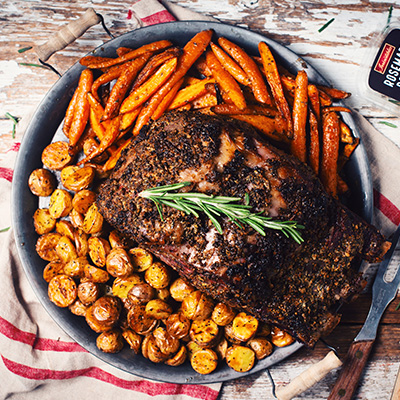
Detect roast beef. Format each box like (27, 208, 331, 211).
(97, 110, 388, 347)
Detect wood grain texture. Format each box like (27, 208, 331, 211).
(1, 1, 400, 399)
(328, 340, 375, 400)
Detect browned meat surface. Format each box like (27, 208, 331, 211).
(97, 110, 388, 347)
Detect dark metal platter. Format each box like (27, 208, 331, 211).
(11, 21, 372, 384)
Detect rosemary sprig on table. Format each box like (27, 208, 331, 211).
(139, 182, 304, 244)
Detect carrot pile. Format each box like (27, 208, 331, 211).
(63, 29, 358, 198)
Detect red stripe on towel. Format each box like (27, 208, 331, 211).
(141, 10, 176, 26)
(0, 167, 13, 182)
(2, 356, 219, 399)
(374, 188, 400, 226)
(0, 316, 86, 352)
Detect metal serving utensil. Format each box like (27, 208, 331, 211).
(327, 225, 400, 400)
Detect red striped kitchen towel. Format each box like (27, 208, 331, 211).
(1, 0, 400, 399)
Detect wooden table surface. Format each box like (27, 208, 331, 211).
(1, 1, 400, 399)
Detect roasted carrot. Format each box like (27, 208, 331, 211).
(116, 47, 133, 57)
(205, 49, 247, 110)
(119, 106, 142, 132)
(290, 70, 308, 163)
(120, 57, 177, 114)
(307, 84, 321, 124)
(63, 87, 79, 138)
(91, 64, 124, 102)
(132, 30, 213, 135)
(168, 77, 215, 110)
(218, 37, 272, 105)
(339, 120, 354, 144)
(102, 54, 150, 121)
(232, 114, 290, 144)
(317, 85, 351, 100)
(210, 42, 251, 86)
(322, 106, 352, 114)
(320, 111, 340, 198)
(258, 41, 293, 137)
(153, 78, 184, 120)
(308, 109, 320, 175)
(80, 40, 173, 69)
(87, 92, 110, 140)
(103, 137, 132, 171)
(78, 115, 121, 165)
(68, 69, 93, 154)
(132, 47, 182, 90)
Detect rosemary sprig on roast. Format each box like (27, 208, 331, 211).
(138, 181, 304, 244)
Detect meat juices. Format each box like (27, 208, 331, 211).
(97, 110, 388, 347)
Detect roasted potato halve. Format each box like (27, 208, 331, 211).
(36, 232, 62, 261)
(55, 235, 78, 263)
(62, 165, 95, 192)
(83, 203, 104, 234)
(181, 290, 214, 321)
(270, 326, 295, 347)
(86, 295, 121, 332)
(41, 141, 72, 171)
(78, 280, 101, 306)
(226, 345, 255, 372)
(73, 229, 89, 257)
(190, 348, 218, 375)
(69, 299, 88, 316)
(170, 277, 195, 302)
(96, 329, 124, 353)
(212, 302, 236, 326)
(72, 190, 96, 214)
(84, 264, 110, 283)
(48, 274, 77, 308)
(129, 247, 153, 272)
(28, 168, 57, 197)
(144, 262, 171, 289)
(122, 329, 143, 354)
(232, 312, 259, 342)
(165, 345, 187, 367)
(55, 220, 75, 241)
(33, 208, 56, 235)
(49, 189, 73, 219)
(166, 312, 191, 340)
(127, 282, 155, 304)
(247, 337, 273, 360)
(127, 303, 158, 335)
(153, 326, 180, 356)
(145, 299, 173, 320)
(112, 274, 144, 299)
(88, 236, 111, 267)
(43, 260, 64, 282)
(190, 318, 220, 348)
(106, 248, 134, 278)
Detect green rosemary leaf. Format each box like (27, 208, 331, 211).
(18, 62, 49, 69)
(5, 112, 20, 139)
(387, 5, 393, 26)
(18, 46, 33, 53)
(0, 227, 10, 233)
(379, 121, 398, 128)
(318, 18, 335, 33)
(138, 182, 304, 243)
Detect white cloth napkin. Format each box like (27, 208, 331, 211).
(1, 1, 400, 399)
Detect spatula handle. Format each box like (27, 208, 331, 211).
(34, 8, 101, 62)
(328, 339, 374, 400)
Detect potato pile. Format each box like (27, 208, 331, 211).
(30, 164, 295, 374)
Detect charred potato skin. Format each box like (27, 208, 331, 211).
(247, 337, 273, 360)
(28, 168, 57, 197)
(96, 329, 124, 353)
(86, 295, 121, 333)
(212, 302, 236, 326)
(78, 281, 101, 306)
(48, 274, 77, 308)
(166, 312, 191, 340)
(106, 248, 134, 278)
